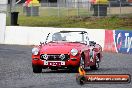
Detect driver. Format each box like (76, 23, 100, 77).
(52, 33, 63, 41)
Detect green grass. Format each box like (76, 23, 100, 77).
(7, 5, 132, 30)
(6, 6, 132, 30)
(6, 15, 132, 30)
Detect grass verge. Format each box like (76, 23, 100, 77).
(6, 15, 132, 30)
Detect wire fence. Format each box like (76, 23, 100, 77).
(2, 1, 132, 17)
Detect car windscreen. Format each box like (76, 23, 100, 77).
(51, 32, 83, 42)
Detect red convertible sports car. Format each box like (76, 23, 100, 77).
(32, 31, 102, 73)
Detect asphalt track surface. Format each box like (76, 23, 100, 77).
(0, 44, 132, 88)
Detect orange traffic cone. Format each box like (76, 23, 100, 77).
(78, 66, 86, 76)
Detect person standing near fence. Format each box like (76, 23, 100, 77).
(89, 0, 96, 11)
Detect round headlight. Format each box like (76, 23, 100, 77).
(32, 48, 39, 55)
(71, 48, 78, 56)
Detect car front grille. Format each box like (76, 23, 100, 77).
(40, 54, 70, 61)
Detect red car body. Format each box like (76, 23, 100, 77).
(32, 31, 102, 73)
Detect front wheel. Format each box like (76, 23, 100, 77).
(32, 65, 42, 73)
(90, 56, 100, 70)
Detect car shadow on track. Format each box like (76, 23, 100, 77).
(41, 68, 100, 73)
(42, 69, 77, 73)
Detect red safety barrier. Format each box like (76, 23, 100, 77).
(103, 30, 116, 52)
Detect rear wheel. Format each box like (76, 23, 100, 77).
(90, 56, 100, 70)
(32, 65, 42, 73)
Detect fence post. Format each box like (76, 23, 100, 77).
(119, 0, 121, 16)
(108, 2, 111, 16)
(67, 1, 69, 16)
(47, 1, 50, 16)
(77, 0, 79, 16)
(98, 4, 99, 17)
(88, 1, 90, 16)
(57, 0, 60, 17)
(9, 0, 12, 25)
(88, 1, 91, 16)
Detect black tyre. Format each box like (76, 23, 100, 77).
(90, 56, 100, 70)
(32, 65, 42, 73)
